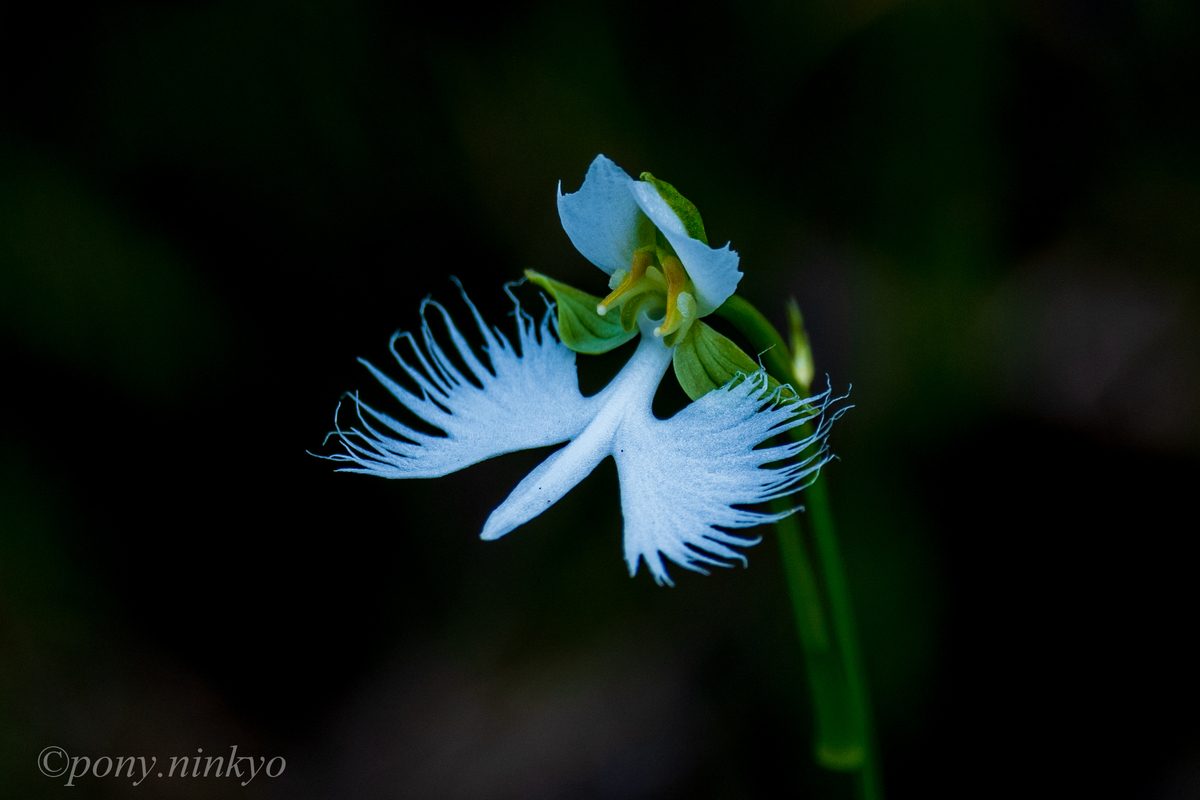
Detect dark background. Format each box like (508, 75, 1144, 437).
(2, 0, 1198, 798)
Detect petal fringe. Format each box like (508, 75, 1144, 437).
(613, 372, 848, 586)
(324, 283, 597, 479)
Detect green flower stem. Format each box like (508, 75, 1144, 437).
(717, 295, 882, 800)
(713, 295, 795, 388)
(771, 498, 866, 770)
(804, 475, 882, 800)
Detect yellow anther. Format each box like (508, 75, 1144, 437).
(652, 255, 691, 338)
(597, 249, 655, 316)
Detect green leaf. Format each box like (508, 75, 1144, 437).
(672, 320, 766, 400)
(639, 172, 708, 244)
(525, 270, 638, 354)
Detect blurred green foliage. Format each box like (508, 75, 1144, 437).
(2, 0, 1198, 797)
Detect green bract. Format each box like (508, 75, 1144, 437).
(673, 321, 791, 401)
(787, 298, 815, 394)
(673, 321, 759, 399)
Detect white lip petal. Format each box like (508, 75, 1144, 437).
(482, 320, 674, 540)
(557, 155, 645, 276)
(613, 372, 840, 586)
(479, 421, 609, 541)
(327, 285, 597, 479)
(325, 278, 848, 588)
(629, 180, 742, 315)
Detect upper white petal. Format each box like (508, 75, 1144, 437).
(613, 372, 840, 586)
(556, 155, 645, 276)
(629, 180, 742, 315)
(557, 155, 743, 314)
(327, 285, 597, 479)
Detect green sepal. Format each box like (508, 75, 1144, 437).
(672, 320, 784, 401)
(525, 269, 637, 354)
(640, 172, 708, 244)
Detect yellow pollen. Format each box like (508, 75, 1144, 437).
(597, 250, 655, 315)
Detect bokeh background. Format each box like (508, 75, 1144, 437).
(3, 0, 1198, 797)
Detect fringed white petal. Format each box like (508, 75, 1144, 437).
(556, 155, 645, 276)
(613, 372, 845, 586)
(629, 180, 742, 315)
(327, 284, 597, 479)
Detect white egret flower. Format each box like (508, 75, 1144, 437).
(326, 156, 844, 585)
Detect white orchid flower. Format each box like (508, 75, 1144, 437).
(327, 156, 843, 586)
